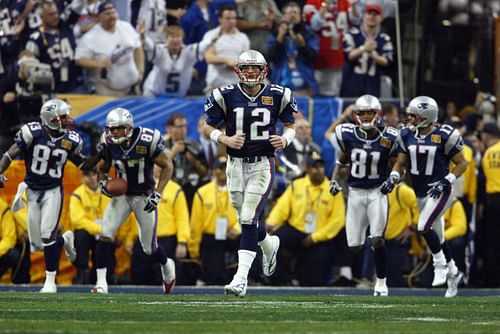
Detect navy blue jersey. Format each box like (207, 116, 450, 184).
(14, 122, 83, 190)
(396, 124, 464, 197)
(100, 127, 165, 196)
(333, 123, 398, 188)
(204, 83, 297, 158)
(25, 24, 79, 92)
(341, 27, 393, 97)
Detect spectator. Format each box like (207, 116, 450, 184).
(131, 172, 190, 285)
(236, 0, 281, 53)
(25, 0, 83, 93)
(443, 197, 467, 275)
(75, 1, 144, 96)
(136, 0, 167, 44)
(304, 0, 350, 96)
(340, 4, 393, 97)
(201, 5, 250, 90)
(480, 122, 500, 287)
(197, 115, 224, 173)
(142, 25, 206, 97)
(280, 118, 321, 182)
(165, 113, 209, 210)
(189, 157, 240, 285)
(267, 155, 346, 286)
(268, 1, 319, 96)
(73, 1, 100, 42)
(0, 196, 30, 284)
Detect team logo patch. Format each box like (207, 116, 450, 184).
(136, 145, 148, 154)
(204, 98, 214, 111)
(380, 137, 391, 148)
(431, 135, 441, 143)
(61, 139, 72, 150)
(290, 97, 298, 112)
(262, 96, 273, 105)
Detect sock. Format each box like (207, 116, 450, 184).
(96, 268, 107, 286)
(43, 243, 61, 272)
(441, 242, 453, 263)
(95, 240, 114, 269)
(447, 259, 458, 276)
(373, 246, 386, 279)
(340, 266, 353, 280)
(240, 224, 258, 252)
(152, 244, 167, 265)
(258, 234, 274, 256)
(44, 271, 56, 287)
(432, 250, 447, 266)
(257, 221, 267, 242)
(234, 250, 256, 281)
(55, 235, 64, 247)
(422, 229, 442, 254)
(375, 277, 387, 286)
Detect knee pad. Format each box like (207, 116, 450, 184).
(372, 237, 385, 249)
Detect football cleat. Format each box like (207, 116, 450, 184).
(262, 235, 280, 277)
(373, 278, 388, 296)
(39, 284, 57, 293)
(162, 258, 176, 294)
(432, 264, 449, 287)
(90, 285, 108, 294)
(224, 277, 247, 297)
(445, 271, 464, 298)
(62, 231, 77, 262)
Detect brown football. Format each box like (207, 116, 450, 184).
(106, 178, 127, 196)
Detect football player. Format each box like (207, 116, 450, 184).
(91, 107, 176, 294)
(329, 94, 398, 296)
(0, 99, 96, 293)
(202, 49, 296, 297)
(380, 96, 467, 297)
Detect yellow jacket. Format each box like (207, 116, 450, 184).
(451, 144, 476, 203)
(444, 199, 467, 240)
(189, 180, 239, 259)
(0, 196, 28, 258)
(482, 141, 500, 194)
(267, 175, 345, 243)
(385, 183, 418, 240)
(70, 184, 110, 235)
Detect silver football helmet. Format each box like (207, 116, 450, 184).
(40, 99, 74, 133)
(105, 107, 134, 144)
(407, 96, 438, 129)
(234, 49, 268, 87)
(353, 94, 382, 130)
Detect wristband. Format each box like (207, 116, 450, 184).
(210, 129, 223, 144)
(445, 173, 456, 184)
(282, 128, 296, 147)
(389, 171, 400, 182)
(3, 152, 12, 162)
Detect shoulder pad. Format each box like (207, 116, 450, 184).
(384, 126, 399, 139)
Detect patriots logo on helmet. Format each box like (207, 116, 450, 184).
(417, 103, 430, 110)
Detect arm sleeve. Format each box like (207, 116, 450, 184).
(69, 193, 102, 235)
(174, 190, 191, 243)
(266, 185, 292, 229)
(188, 192, 203, 259)
(444, 201, 467, 240)
(311, 193, 346, 243)
(0, 208, 17, 257)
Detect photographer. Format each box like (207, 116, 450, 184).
(0, 52, 53, 153)
(164, 113, 209, 210)
(267, 1, 319, 96)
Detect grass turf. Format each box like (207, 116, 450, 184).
(0, 293, 499, 333)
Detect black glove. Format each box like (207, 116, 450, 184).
(99, 180, 113, 198)
(427, 179, 451, 199)
(144, 191, 161, 213)
(380, 173, 399, 194)
(329, 180, 342, 196)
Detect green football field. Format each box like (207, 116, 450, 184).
(1, 293, 500, 333)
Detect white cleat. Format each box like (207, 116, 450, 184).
(432, 264, 449, 287)
(224, 277, 247, 297)
(62, 231, 77, 262)
(39, 284, 57, 293)
(445, 271, 464, 298)
(262, 235, 280, 277)
(162, 258, 176, 294)
(373, 279, 389, 296)
(90, 284, 108, 294)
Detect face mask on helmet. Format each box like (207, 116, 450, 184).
(105, 108, 134, 144)
(40, 99, 74, 133)
(234, 50, 268, 87)
(406, 96, 438, 130)
(353, 94, 382, 130)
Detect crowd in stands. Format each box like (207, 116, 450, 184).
(1, 0, 500, 290)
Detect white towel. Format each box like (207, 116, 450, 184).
(12, 182, 27, 212)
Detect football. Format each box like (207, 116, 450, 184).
(106, 178, 128, 196)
